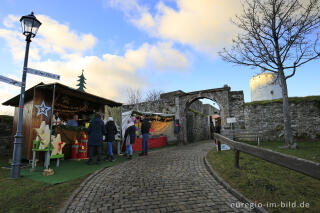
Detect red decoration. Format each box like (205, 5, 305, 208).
(58, 141, 63, 151)
(78, 132, 88, 159)
(72, 138, 79, 159)
(132, 136, 167, 151)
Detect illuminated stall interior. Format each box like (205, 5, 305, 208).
(3, 82, 122, 160)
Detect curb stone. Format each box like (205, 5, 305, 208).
(204, 156, 269, 213)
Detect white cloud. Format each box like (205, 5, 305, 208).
(0, 14, 97, 60)
(109, 0, 242, 55)
(3, 14, 19, 28)
(106, 0, 148, 17)
(132, 12, 156, 30)
(0, 13, 189, 114)
(0, 29, 40, 61)
(34, 15, 96, 55)
(0, 85, 18, 115)
(125, 42, 189, 71)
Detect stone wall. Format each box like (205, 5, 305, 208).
(0, 115, 13, 156)
(186, 110, 209, 142)
(238, 97, 320, 141)
(229, 91, 245, 129)
(122, 99, 176, 114)
(123, 88, 319, 143)
(122, 98, 216, 143)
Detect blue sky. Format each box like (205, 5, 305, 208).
(0, 0, 319, 114)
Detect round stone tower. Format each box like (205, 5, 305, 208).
(250, 73, 282, 102)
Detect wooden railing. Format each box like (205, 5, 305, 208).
(214, 134, 320, 179)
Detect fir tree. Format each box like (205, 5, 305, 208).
(77, 69, 87, 92)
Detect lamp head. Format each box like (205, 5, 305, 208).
(20, 12, 41, 39)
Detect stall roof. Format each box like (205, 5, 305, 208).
(2, 82, 122, 107)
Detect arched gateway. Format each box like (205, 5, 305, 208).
(122, 86, 245, 144)
(175, 86, 245, 143)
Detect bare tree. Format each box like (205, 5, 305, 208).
(144, 89, 164, 102)
(126, 88, 143, 104)
(219, 0, 320, 148)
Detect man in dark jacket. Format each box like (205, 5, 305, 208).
(139, 115, 150, 156)
(105, 117, 118, 162)
(87, 113, 105, 165)
(215, 124, 221, 134)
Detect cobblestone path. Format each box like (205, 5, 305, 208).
(62, 141, 251, 213)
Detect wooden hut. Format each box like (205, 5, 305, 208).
(2, 82, 122, 160)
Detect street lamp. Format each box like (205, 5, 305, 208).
(11, 12, 41, 179)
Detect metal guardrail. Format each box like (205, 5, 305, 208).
(214, 134, 320, 179)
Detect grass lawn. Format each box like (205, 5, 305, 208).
(244, 140, 320, 162)
(207, 141, 320, 213)
(0, 143, 175, 213)
(0, 157, 85, 213)
(0, 153, 134, 213)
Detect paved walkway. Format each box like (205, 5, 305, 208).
(62, 141, 251, 213)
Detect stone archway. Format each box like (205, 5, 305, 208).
(184, 97, 222, 143)
(175, 86, 244, 143)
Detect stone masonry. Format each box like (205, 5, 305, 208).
(123, 86, 244, 143)
(0, 115, 13, 156)
(122, 91, 221, 143)
(123, 87, 320, 143)
(240, 98, 320, 141)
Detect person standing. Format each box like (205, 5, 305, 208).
(124, 118, 136, 159)
(87, 113, 105, 165)
(53, 111, 62, 126)
(67, 114, 78, 127)
(105, 117, 118, 162)
(210, 122, 215, 140)
(140, 115, 150, 156)
(215, 124, 221, 134)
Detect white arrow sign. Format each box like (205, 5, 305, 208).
(0, 74, 22, 87)
(26, 68, 60, 80)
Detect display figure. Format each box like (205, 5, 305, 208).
(51, 134, 66, 156)
(53, 111, 62, 126)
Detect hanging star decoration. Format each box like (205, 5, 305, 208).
(34, 100, 51, 117)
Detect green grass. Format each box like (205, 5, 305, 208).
(0, 154, 135, 213)
(20, 154, 133, 184)
(0, 144, 173, 212)
(207, 141, 320, 213)
(244, 141, 320, 162)
(0, 157, 85, 213)
(244, 95, 320, 106)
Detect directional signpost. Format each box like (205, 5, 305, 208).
(26, 68, 60, 80)
(0, 68, 60, 87)
(1, 67, 60, 178)
(0, 75, 22, 87)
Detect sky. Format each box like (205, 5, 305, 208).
(0, 0, 319, 115)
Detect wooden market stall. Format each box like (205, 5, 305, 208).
(2, 82, 122, 160)
(121, 110, 177, 151)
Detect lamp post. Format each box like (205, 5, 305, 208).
(11, 12, 41, 179)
